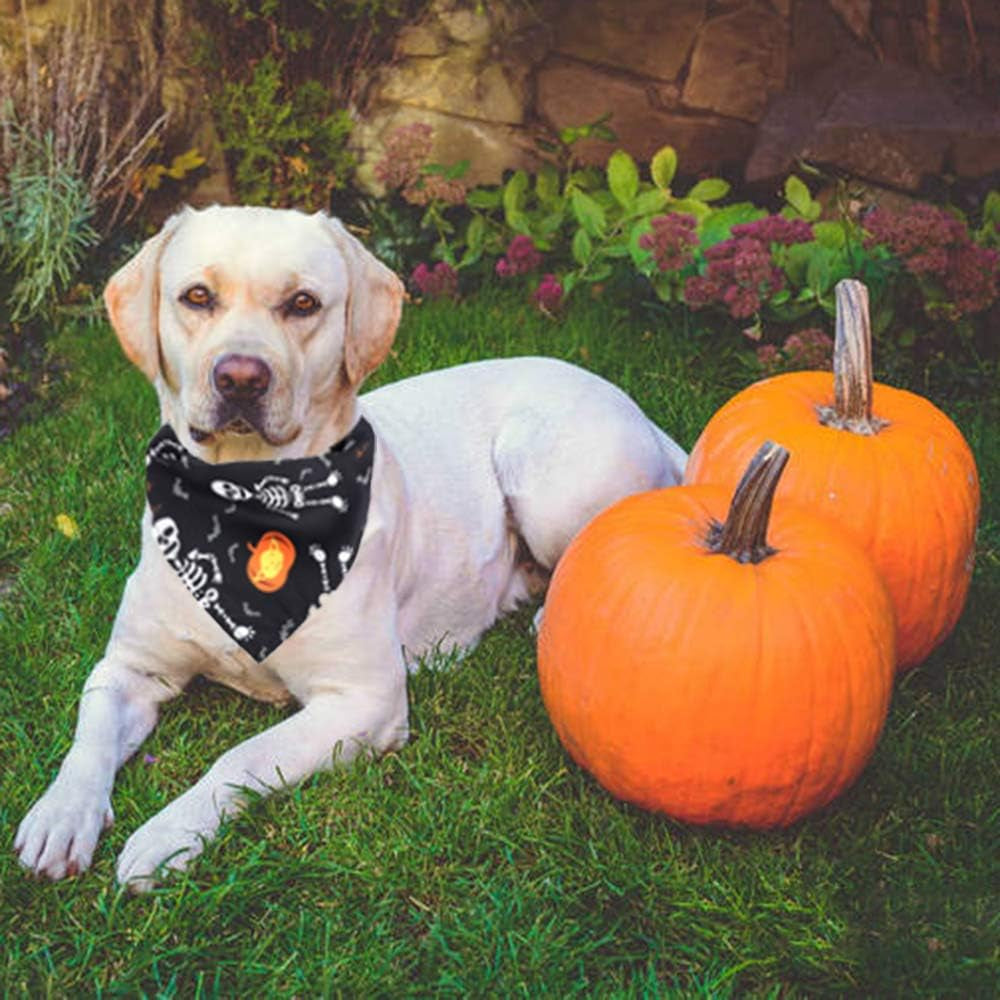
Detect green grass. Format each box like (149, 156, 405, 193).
(0, 286, 997, 996)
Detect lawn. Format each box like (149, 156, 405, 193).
(0, 284, 996, 996)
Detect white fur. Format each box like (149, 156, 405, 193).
(14, 206, 686, 890)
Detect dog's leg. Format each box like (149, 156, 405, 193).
(115, 676, 408, 892)
(14, 658, 180, 880)
(493, 402, 685, 570)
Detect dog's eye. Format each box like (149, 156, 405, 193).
(284, 291, 321, 318)
(180, 285, 215, 310)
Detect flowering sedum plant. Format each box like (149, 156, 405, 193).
(374, 120, 999, 355)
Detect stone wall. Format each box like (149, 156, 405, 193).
(3, 0, 998, 204)
(357, 0, 1000, 194)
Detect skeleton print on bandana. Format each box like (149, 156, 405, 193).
(146, 419, 374, 660)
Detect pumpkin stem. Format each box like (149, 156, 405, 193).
(707, 441, 789, 564)
(817, 279, 889, 435)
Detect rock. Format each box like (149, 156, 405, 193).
(355, 105, 541, 192)
(747, 54, 1000, 189)
(435, 1, 494, 46)
(552, 0, 705, 81)
(683, 2, 789, 122)
(537, 59, 755, 172)
(395, 23, 449, 58)
(789, 0, 862, 84)
(827, 0, 871, 42)
(379, 49, 527, 125)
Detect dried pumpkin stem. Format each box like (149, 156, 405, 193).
(817, 279, 888, 435)
(708, 441, 789, 564)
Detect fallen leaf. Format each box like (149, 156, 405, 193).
(55, 513, 81, 539)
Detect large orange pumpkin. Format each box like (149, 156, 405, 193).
(685, 280, 979, 670)
(538, 442, 896, 829)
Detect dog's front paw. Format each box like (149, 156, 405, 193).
(15, 782, 114, 880)
(115, 805, 212, 893)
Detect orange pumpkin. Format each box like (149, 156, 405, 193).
(538, 442, 896, 829)
(685, 280, 979, 670)
(246, 531, 296, 592)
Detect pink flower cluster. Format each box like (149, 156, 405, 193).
(533, 274, 564, 313)
(373, 123, 466, 206)
(406, 174, 467, 207)
(683, 215, 813, 319)
(639, 213, 699, 272)
(756, 328, 834, 373)
(496, 235, 543, 277)
(731, 215, 815, 245)
(373, 123, 432, 191)
(410, 261, 459, 300)
(864, 203, 999, 316)
(685, 238, 785, 319)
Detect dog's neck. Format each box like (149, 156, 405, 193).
(158, 394, 362, 465)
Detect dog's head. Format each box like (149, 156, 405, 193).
(105, 205, 403, 462)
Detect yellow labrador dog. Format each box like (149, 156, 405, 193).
(15, 206, 686, 890)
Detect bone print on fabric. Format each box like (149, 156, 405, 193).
(145, 419, 374, 660)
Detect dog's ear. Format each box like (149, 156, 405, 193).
(320, 215, 404, 387)
(104, 210, 188, 382)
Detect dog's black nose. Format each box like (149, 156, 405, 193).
(213, 354, 271, 400)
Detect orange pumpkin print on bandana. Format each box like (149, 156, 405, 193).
(247, 531, 296, 592)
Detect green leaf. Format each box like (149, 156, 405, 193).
(607, 150, 639, 209)
(535, 165, 562, 207)
(812, 221, 847, 249)
(465, 188, 501, 210)
(872, 297, 895, 336)
(503, 170, 529, 225)
(632, 188, 669, 216)
(982, 189, 1000, 228)
(652, 274, 676, 302)
(458, 245, 482, 269)
(536, 211, 566, 238)
(465, 214, 486, 254)
(666, 197, 712, 223)
(506, 210, 533, 237)
(650, 146, 678, 191)
(784, 174, 814, 218)
(165, 148, 206, 179)
(600, 242, 632, 259)
(628, 219, 654, 268)
(781, 242, 813, 286)
(572, 227, 593, 266)
(686, 177, 730, 202)
(583, 262, 614, 283)
(699, 202, 767, 248)
(806, 249, 832, 296)
(571, 188, 606, 237)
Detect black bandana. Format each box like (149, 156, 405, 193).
(145, 419, 374, 661)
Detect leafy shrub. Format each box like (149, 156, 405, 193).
(0, 1, 167, 322)
(389, 119, 996, 387)
(213, 55, 354, 208)
(0, 2, 166, 236)
(192, 0, 427, 208)
(0, 133, 99, 323)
